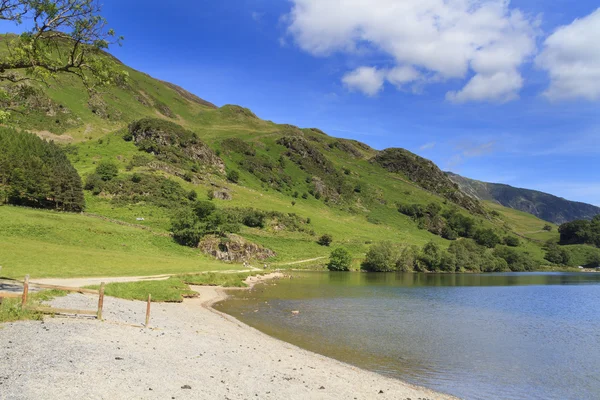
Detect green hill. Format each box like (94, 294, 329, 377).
(0, 34, 574, 278)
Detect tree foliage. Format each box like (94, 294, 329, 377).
(361, 241, 400, 272)
(317, 233, 333, 246)
(0, 0, 126, 120)
(559, 217, 600, 247)
(0, 0, 124, 85)
(328, 248, 353, 271)
(0, 127, 84, 211)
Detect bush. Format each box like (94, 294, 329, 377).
(187, 190, 198, 201)
(544, 244, 571, 265)
(317, 234, 333, 246)
(397, 245, 419, 272)
(328, 248, 353, 271)
(96, 161, 119, 181)
(493, 246, 536, 272)
(504, 236, 520, 247)
(242, 210, 266, 228)
(131, 173, 142, 183)
(362, 241, 400, 272)
(227, 169, 240, 183)
(474, 229, 501, 248)
(417, 241, 442, 271)
(171, 208, 205, 247)
(84, 174, 103, 191)
(543, 224, 553, 232)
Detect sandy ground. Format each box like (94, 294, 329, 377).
(0, 281, 457, 400)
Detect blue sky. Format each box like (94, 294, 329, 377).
(3, 1, 600, 205)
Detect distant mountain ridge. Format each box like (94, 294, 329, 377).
(446, 172, 600, 224)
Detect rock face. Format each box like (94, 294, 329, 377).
(211, 189, 232, 201)
(199, 234, 275, 262)
(372, 148, 485, 215)
(446, 172, 600, 224)
(128, 118, 225, 173)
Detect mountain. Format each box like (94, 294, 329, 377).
(446, 172, 600, 225)
(1, 33, 573, 276)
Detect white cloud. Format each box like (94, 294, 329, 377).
(285, 0, 539, 102)
(536, 8, 600, 101)
(420, 142, 436, 151)
(342, 67, 386, 96)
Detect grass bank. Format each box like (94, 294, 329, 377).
(86, 272, 265, 302)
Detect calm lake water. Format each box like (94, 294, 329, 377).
(215, 272, 600, 400)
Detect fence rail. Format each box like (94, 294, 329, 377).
(2, 275, 152, 327)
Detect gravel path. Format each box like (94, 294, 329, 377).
(0, 285, 457, 400)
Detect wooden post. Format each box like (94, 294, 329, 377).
(97, 282, 105, 320)
(145, 294, 151, 327)
(21, 275, 29, 307)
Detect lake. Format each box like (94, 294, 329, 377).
(215, 272, 600, 400)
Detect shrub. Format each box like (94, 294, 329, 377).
(317, 234, 333, 246)
(504, 236, 520, 247)
(493, 246, 536, 272)
(242, 210, 266, 228)
(328, 248, 353, 271)
(362, 241, 400, 272)
(417, 241, 442, 271)
(96, 161, 119, 181)
(84, 174, 103, 191)
(474, 229, 501, 248)
(131, 173, 142, 183)
(544, 244, 571, 265)
(397, 245, 419, 272)
(543, 224, 553, 232)
(187, 190, 198, 201)
(227, 169, 240, 183)
(193, 201, 217, 220)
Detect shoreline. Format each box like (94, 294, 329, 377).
(0, 274, 457, 399)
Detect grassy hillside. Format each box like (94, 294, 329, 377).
(0, 34, 565, 278)
(0, 206, 231, 279)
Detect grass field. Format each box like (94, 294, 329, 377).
(0, 206, 238, 279)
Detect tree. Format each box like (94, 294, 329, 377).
(317, 234, 333, 246)
(0, 0, 126, 120)
(417, 241, 442, 271)
(0, 127, 84, 211)
(328, 248, 353, 271)
(95, 160, 118, 181)
(361, 241, 400, 272)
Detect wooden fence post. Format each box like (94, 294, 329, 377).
(97, 282, 105, 320)
(21, 275, 29, 307)
(145, 294, 151, 327)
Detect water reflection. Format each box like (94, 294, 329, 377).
(217, 272, 600, 400)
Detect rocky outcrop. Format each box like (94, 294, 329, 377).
(373, 148, 485, 215)
(199, 234, 275, 262)
(128, 118, 225, 173)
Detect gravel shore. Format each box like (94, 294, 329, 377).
(0, 281, 457, 400)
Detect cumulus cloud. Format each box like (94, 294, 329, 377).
(285, 0, 539, 102)
(342, 67, 386, 96)
(536, 8, 600, 101)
